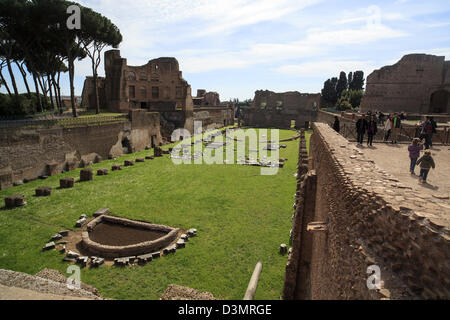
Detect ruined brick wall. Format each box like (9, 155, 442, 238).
(0, 111, 162, 189)
(244, 90, 320, 128)
(361, 54, 450, 114)
(283, 123, 450, 299)
(194, 107, 235, 131)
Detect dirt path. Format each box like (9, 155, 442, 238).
(359, 143, 450, 199)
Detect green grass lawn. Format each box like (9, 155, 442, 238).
(0, 128, 310, 300)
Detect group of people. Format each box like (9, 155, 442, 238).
(331, 112, 438, 184)
(382, 113, 403, 144)
(355, 114, 379, 147)
(417, 116, 438, 150)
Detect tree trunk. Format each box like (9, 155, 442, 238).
(0, 68, 12, 96)
(16, 62, 31, 98)
(37, 75, 48, 109)
(52, 74, 60, 111)
(6, 58, 19, 97)
(32, 73, 42, 113)
(56, 71, 63, 114)
(92, 60, 100, 114)
(47, 75, 55, 110)
(69, 58, 77, 117)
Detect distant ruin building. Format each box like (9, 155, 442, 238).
(361, 54, 450, 114)
(242, 90, 320, 128)
(82, 50, 234, 134)
(193, 90, 221, 107)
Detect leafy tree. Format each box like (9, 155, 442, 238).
(336, 71, 348, 99)
(350, 71, 365, 90)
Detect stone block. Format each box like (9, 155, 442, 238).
(59, 230, 69, 237)
(46, 162, 59, 176)
(39, 175, 48, 180)
(5, 195, 26, 208)
(154, 147, 163, 157)
(51, 233, 63, 241)
(176, 240, 186, 249)
(91, 257, 105, 267)
(124, 160, 134, 167)
(180, 234, 189, 242)
(163, 245, 177, 255)
(43, 241, 55, 251)
(145, 156, 155, 160)
(137, 253, 153, 264)
(112, 164, 122, 171)
(35, 187, 52, 197)
(94, 208, 110, 217)
(60, 178, 74, 189)
(136, 158, 145, 163)
(151, 252, 161, 259)
(67, 250, 80, 259)
(97, 169, 109, 176)
(77, 256, 89, 267)
(75, 217, 86, 228)
(280, 244, 288, 255)
(80, 168, 93, 182)
(187, 229, 197, 238)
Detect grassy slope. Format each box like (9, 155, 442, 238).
(0, 128, 311, 300)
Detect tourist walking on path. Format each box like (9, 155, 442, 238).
(356, 114, 368, 146)
(420, 117, 434, 149)
(384, 114, 393, 142)
(416, 150, 435, 183)
(391, 113, 402, 144)
(430, 117, 437, 148)
(333, 116, 340, 133)
(367, 115, 378, 147)
(408, 138, 423, 175)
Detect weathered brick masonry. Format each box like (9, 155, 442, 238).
(0, 110, 162, 190)
(284, 123, 450, 299)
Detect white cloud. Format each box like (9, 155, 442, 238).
(275, 60, 377, 77)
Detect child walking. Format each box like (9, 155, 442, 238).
(416, 150, 435, 183)
(408, 138, 423, 175)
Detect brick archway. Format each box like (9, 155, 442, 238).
(429, 89, 449, 113)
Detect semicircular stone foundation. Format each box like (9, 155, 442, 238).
(81, 215, 180, 259)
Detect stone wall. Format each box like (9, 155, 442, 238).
(361, 54, 450, 114)
(243, 90, 320, 128)
(283, 123, 450, 299)
(0, 110, 162, 190)
(194, 107, 235, 131)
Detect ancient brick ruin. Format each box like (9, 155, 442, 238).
(361, 54, 450, 114)
(82, 50, 234, 135)
(243, 90, 320, 128)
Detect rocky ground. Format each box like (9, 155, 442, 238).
(160, 284, 216, 300)
(0, 269, 104, 300)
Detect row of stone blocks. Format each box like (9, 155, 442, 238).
(114, 230, 196, 267)
(4, 153, 160, 207)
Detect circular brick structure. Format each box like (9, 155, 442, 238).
(81, 215, 179, 258)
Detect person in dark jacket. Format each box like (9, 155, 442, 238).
(421, 117, 434, 149)
(333, 116, 340, 133)
(408, 138, 423, 175)
(356, 114, 368, 146)
(416, 150, 435, 183)
(430, 117, 437, 148)
(367, 115, 378, 147)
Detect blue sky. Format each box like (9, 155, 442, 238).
(2, 0, 450, 101)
